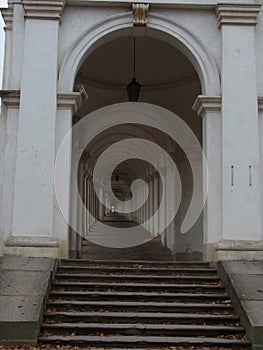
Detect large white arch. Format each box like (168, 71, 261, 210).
(58, 12, 220, 95)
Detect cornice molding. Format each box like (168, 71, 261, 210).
(216, 4, 261, 27)
(0, 90, 20, 108)
(22, 0, 65, 20)
(57, 92, 82, 114)
(258, 97, 263, 112)
(193, 95, 221, 117)
(1, 8, 14, 31)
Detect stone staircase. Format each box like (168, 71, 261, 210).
(38, 259, 251, 349)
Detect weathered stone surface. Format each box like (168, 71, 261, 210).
(0, 255, 56, 271)
(221, 260, 263, 275)
(0, 256, 56, 345)
(0, 270, 50, 296)
(227, 273, 263, 301)
(218, 260, 263, 349)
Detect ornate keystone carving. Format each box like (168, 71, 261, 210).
(132, 3, 149, 27)
(216, 4, 261, 27)
(193, 95, 221, 117)
(22, 0, 65, 20)
(1, 8, 13, 31)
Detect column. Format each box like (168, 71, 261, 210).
(0, 93, 20, 241)
(53, 93, 81, 258)
(12, 1, 65, 238)
(153, 172, 159, 236)
(0, 2, 25, 249)
(217, 4, 262, 243)
(193, 96, 222, 261)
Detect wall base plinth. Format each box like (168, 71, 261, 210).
(3, 236, 68, 258)
(216, 240, 263, 261)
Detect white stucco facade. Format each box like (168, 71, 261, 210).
(1, 0, 263, 261)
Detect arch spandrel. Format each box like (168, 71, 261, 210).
(58, 12, 220, 95)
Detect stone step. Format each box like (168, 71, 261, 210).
(52, 281, 225, 292)
(38, 335, 251, 348)
(47, 300, 234, 313)
(39, 259, 250, 349)
(54, 273, 220, 284)
(49, 290, 229, 302)
(60, 259, 211, 268)
(41, 322, 245, 337)
(44, 311, 240, 325)
(57, 265, 217, 275)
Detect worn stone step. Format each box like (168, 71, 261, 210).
(57, 265, 217, 275)
(49, 290, 229, 302)
(54, 273, 220, 284)
(52, 281, 225, 292)
(44, 311, 239, 325)
(38, 335, 250, 348)
(47, 300, 234, 313)
(60, 259, 211, 268)
(41, 322, 245, 337)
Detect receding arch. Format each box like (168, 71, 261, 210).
(58, 12, 220, 95)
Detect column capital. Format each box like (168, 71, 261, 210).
(0, 90, 20, 108)
(57, 92, 82, 115)
(216, 4, 261, 27)
(258, 97, 263, 112)
(1, 7, 14, 30)
(192, 95, 221, 117)
(22, 0, 65, 20)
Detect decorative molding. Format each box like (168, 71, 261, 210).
(58, 12, 220, 95)
(192, 95, 221, 117)
(5, 236, 58, 247)
(132, 3, 149, 26)
(216, 4, 261, 27)
(57, 92, 82, 114)
(258, 97, 263, 112)
(22, 0, 65, 20)
(1, 8, 14, 31)
(0, 90, 20, 108)
(216, 240, 263, 251)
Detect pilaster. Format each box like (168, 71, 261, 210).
(11, 0, 64, 240)
(216, 3, 262, 244)
(193, 95, 222, 261)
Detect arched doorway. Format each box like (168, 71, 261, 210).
(55, 13, 221, 260)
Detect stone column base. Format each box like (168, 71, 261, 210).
(3, 236, 68, 258)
